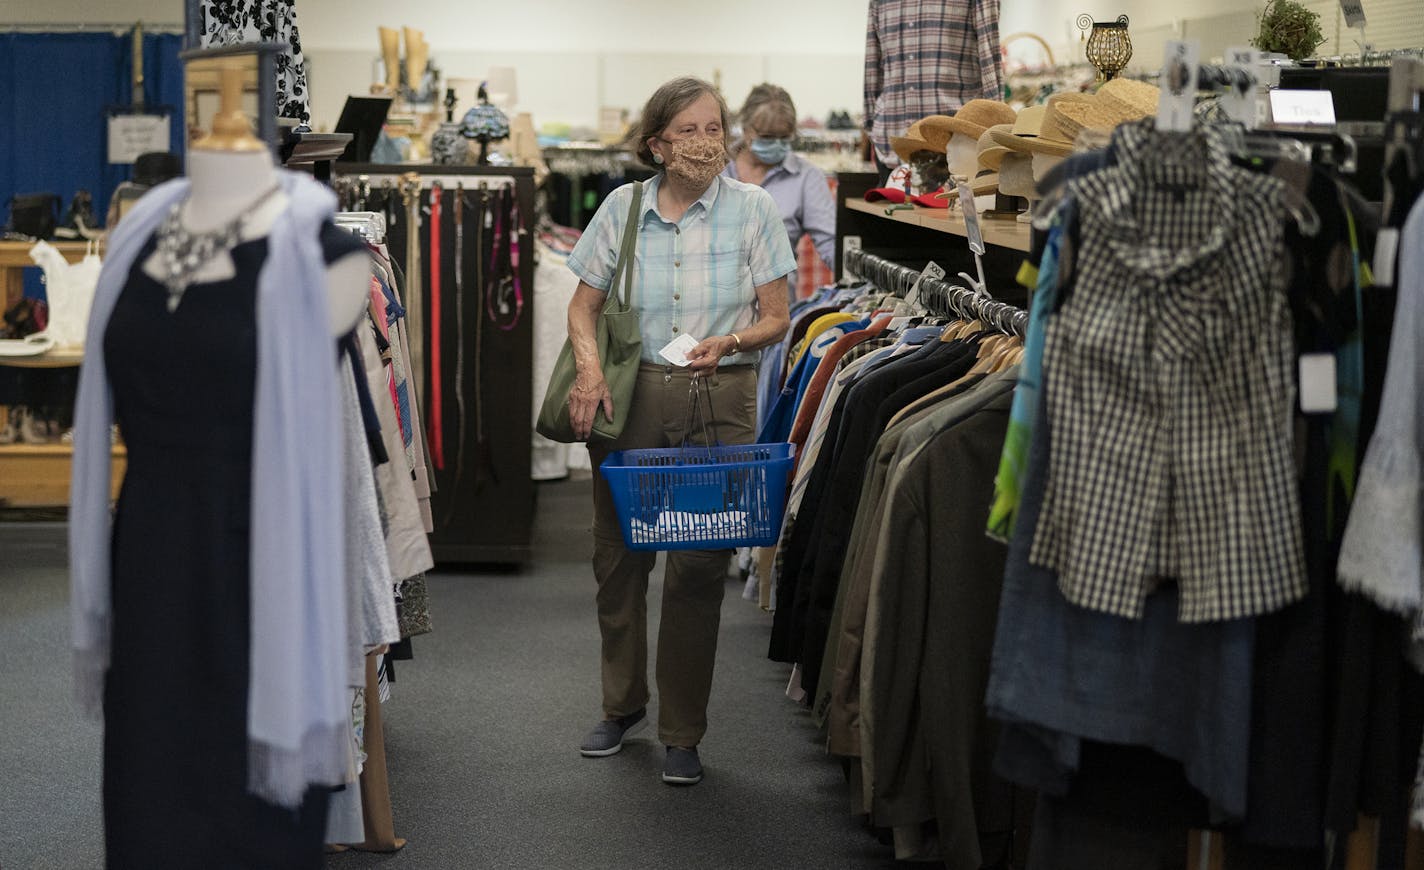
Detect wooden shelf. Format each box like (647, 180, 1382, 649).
(0, 443, 126, 508)
(844, 198, 1032, 253)
(0, 240, 96, 268)
(0, 347, 85, 368)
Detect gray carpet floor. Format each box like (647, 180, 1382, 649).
(0, 475, 897, 869)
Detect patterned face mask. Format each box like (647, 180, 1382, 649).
(660, 135, 727, 189)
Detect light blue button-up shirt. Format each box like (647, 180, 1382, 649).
(567, 173, 797, 366)
(723, 150, 838, 273)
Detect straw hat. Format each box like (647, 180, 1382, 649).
(1053, 91, 1151, 139)
(978, 125, 1013, 171)
(890, 117, 952, 163)
(1096, 78, 1161, 119)
(988, 96, 1081, 157)
(923, 100, 1019, 144)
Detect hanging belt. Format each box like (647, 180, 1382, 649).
(400, 173, 424, 410)
(427, 183, 445, 471)
(488, 186, 525, 331)
(472, 185, 496, 490)
(447, 183, 469, 518)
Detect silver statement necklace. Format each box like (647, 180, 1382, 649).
(154, 186, 280, 313)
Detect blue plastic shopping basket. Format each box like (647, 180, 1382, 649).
(600, 442, 796, 551)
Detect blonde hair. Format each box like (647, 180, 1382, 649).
(740, 84, 797, 136)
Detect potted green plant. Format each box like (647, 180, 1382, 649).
(1251, 0, 1327, 61)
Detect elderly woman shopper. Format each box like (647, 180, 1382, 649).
(723, 83, 837, 290)
(564, 77, 795, 786)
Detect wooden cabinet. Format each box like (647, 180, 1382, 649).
(0, 241, 119, 509)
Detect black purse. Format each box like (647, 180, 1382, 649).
(4, 193, 61, 241)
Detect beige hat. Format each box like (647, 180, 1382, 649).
(1053, 92, 1151, 138)
(890, 116, 953, 164)
(978, 125, 1013, 171)
(923, 99, 1019, 143)
(989, 95, 1082, 157)
(1096, 78, 1161, 119)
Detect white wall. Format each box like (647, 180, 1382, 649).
(0, 0, 181, 26)
(295, 0, 869, 131)
(1001, 0, 1424, 74)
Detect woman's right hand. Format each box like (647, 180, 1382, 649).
(569, 373, 614, 441)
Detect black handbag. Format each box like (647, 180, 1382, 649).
(4, 193, 61, 241)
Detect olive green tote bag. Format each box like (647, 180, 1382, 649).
(536, 182, 644, 443)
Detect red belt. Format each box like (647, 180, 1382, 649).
(427, 184, 445, 470)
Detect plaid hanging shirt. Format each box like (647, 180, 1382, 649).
(1029, 120, 1308, 623)
(863, 0, 1005, 168)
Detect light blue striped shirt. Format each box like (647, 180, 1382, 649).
(566, 173, 797, 366)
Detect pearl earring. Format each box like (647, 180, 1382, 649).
(653, 153, 664, 164)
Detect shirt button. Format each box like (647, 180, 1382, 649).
(674, 260, 681, 267)
(673, 293, 681, 300)
(673, 326, 679, 333)
(674, 227, 680, 235)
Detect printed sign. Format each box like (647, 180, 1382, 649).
(107, 113, 170, 164)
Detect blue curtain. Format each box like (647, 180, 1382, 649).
(0, 32, 185, 229)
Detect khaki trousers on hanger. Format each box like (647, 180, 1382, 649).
(586, 363, 757, 748)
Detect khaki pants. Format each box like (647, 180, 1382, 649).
(587, 363, 757, 748)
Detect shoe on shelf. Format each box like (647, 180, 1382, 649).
(19, 406, 51, 444)
(579, 709, 647, 757)
(661, 745, 703, 786)
(55, 190, 101, 240)
(0, 406, 18, 445)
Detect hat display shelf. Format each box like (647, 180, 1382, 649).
(1079, 14, 1133, 82)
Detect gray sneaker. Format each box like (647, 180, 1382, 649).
(579, 709, 647, 757)
(661, 745, 703, 785)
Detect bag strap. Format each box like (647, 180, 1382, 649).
(604, 182, 643, 314)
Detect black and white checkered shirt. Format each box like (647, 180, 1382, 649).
(1029, 120, 1307, 623)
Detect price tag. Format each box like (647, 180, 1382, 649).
(657, 333, 701, 367)
(842, 235, 862, 280)
(905, 261, 946, 308)
(1268, 89, 1337, 125)
(107, 113, 171, 164)
(1222, 46, 1260, 128)
(1339, 0, 1367, 28)
(1373, 228, 1399, 287)
(956, 182, 986, 255)
(1156, 40, 1201, 133)
(1299, 354, 1338, 413)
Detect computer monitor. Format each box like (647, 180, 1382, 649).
(335, 95, 394, 163)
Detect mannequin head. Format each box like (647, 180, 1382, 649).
(946, 133, 979, 178)
(1031, 152, 1065, 180)
(998, 153, 1035, 198)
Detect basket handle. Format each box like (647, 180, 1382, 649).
(681, 375, 720, 452)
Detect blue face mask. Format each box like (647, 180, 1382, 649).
(749, 137, 792, 165)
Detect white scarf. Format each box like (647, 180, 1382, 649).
(70, 170, 351, 807)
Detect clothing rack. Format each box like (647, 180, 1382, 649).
(334, 212, 388, 245)
(1195, 63, 1257, 91)
(845, 248, 1028, 335)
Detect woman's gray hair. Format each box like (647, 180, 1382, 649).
(628, 76, 731, 167)
(740, 83, 797, 136)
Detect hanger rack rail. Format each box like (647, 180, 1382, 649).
(846, 248, 1028, 336)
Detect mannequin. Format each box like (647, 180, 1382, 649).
(946, 133, 980, 179)
(999, 153, 1038, 224)
(141, 68, 368, 337)
(1031, 153, 1065, 181)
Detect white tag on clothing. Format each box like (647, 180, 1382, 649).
(905, 261, 945, 309)
(1299, 353, 1338, 413)
(1222, 47, 1261, 129)
(1157, 41, 1201, 134)
(1374, 228, 1399, 287)
(658, 333, 701, 367)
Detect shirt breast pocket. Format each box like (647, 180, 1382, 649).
(704, 245, 748, 292)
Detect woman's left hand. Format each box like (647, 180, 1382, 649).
(686, 335, 737, 375)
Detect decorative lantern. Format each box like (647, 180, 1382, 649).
(1078, 14, 1133, 82)
(461, 82, 511, 166)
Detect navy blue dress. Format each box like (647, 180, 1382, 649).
(101, 223, 362, 869)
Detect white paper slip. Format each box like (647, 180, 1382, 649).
(658, 333, 701, 367)
(1299, 353, 1338, 413)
